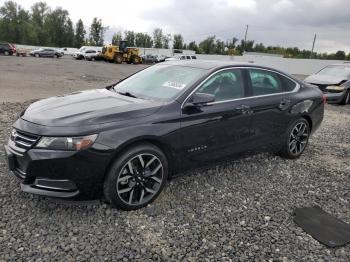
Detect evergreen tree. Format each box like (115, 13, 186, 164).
(74, 19, 85, 48)
(153, 28, 163, 48)
(173, 34, 184, 49)
(89, 17, 104, 46)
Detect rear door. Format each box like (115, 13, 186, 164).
(180, 68, 253, 165)
(242, 68, 299, 148)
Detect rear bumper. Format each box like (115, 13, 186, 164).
(324, 91, 346, 104)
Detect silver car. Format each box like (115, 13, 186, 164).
(304, 64, 350, 105)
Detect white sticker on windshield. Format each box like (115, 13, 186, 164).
(162, 81, 186, 90)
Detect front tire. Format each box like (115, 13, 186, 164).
(104, 143, 168, 210)
(278, 118, 310, 159)
(35, 53, 40, 58)
(114, 54, 123, 64)
(341, 91, 350, 105)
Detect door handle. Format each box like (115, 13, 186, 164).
(235, 105, 253, 115)
(278, 99, 291, 110)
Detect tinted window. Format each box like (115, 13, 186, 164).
(180, 56, 186, 60)
(191, 56, 197, 59)
(186, 56, 191, 59)
(280, 75, 297, 91)
(248, 69, 283, 96)
(196, 69, 245, 102)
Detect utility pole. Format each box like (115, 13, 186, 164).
(243, 24, 249, 54)
(310, 34, 316, 59)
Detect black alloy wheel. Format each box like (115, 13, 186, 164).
(279, 118, 310, 159)
(104, 143, 168, 210)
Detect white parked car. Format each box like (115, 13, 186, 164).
(165, 55, 197, 61)
(73, 46, 102, 60)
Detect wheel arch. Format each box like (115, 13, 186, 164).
(301, 114, 313, 132)
(104, 137, 176, 180)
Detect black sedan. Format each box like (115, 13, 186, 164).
(304, 64, 350, 105)
(30, 48, 63, 58)
(4, 61, 324, 210)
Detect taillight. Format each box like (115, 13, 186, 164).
(322, 95, 327, 104)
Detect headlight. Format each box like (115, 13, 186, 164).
(36, 134, 98, 151)
(326, 85, 345, 91)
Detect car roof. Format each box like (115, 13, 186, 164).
(161, 60, 299, 82)
(162, 60, 271, 70)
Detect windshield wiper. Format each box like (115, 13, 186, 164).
(116, 91, 138, 98)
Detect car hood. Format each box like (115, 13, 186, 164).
(304, 74, 346, 85)
(21, 89, 164, 127)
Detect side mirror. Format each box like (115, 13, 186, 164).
(187, 93, 215, 107)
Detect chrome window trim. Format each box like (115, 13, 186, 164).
(181, 66, 300, 108)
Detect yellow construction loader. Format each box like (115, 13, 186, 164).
(102, 41, 142, 64)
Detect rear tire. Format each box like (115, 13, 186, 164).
(340, 91, 350, 105)
(35, 53, 40, 58)
(278, 118, 310, 159)
(104, 143, 168, 210)
(131, 55, 140, 64)
(4, 51, 9, 56)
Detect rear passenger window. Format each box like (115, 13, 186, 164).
(248, 69, 283, 96)
(279, 75, 297, 91)
(191, 56, 197, 59)
(186, 56, 191, 59)
(180, 56, 185, 60)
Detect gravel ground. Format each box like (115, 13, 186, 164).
(0, 57, 349, 261)
(0, 56, 147, 102)
(0, 101, 349, 261)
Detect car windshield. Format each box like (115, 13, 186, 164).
(317, 65, 350, 79)
(113, 64, 207, 101)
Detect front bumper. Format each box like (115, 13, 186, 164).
(323, 91, 346, 104)
(4, 141, 114, 200)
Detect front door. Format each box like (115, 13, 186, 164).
(180, 68, 253, 166)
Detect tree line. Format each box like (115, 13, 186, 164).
(1, 1, 349, 60)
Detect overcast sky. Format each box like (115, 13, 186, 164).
(4, 0, 350, 53)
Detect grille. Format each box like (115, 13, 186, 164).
(10, 129, 40, 150)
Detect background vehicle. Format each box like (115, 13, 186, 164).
(73, 46, 102, 59)
(102, 41, 142, 64)
(30, 48, 63, 58)
(155, 54, 166, 62)
(0, 42, 16, 55)
(165, 55, 197, 61)
(85, 51, 104, 61)
(304, 64, 350, 105)
(142, 54, 157, 64)
(79, 49, 102, 61)
(5, 61, 324, 210)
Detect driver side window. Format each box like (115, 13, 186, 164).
(196, 69, 245, 102)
